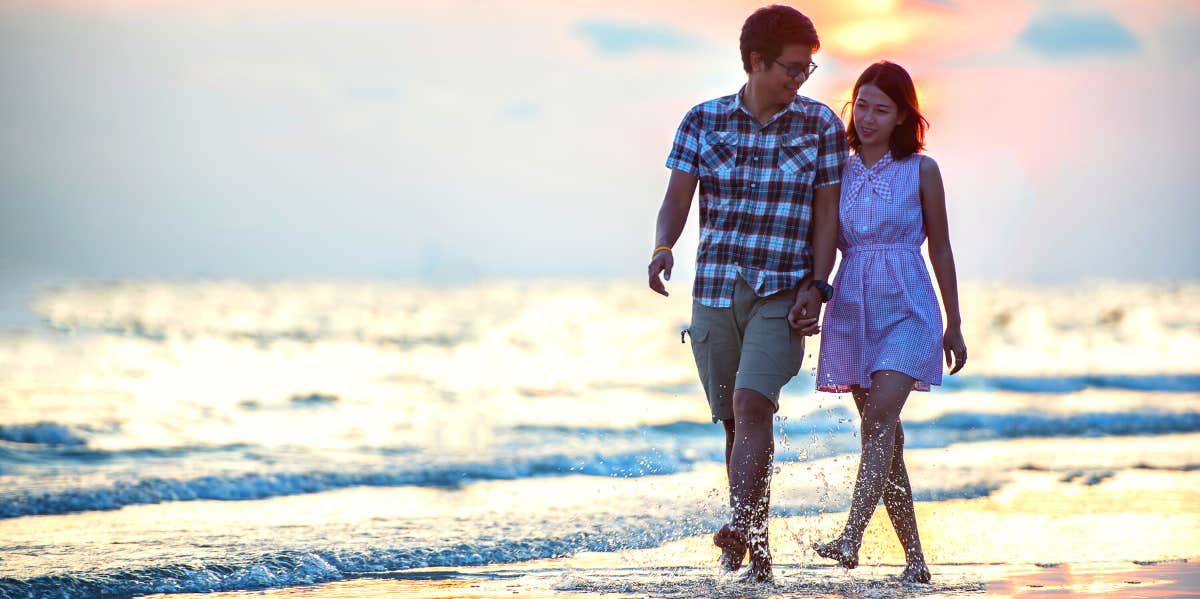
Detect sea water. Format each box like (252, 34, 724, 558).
(0, 280, 1197, 597)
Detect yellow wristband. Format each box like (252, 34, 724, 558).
(652, 246, 672, 257)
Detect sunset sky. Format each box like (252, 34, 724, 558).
(1, 0, 1197, 286)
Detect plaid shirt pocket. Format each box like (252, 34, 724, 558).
(699, 130, 738, 176)
(779, 133, 819, 178)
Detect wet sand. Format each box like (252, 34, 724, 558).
(149, 467, 1200, 598)
(182, 561, 1194, 598)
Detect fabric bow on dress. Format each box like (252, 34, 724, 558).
(843, 153, 894, 206)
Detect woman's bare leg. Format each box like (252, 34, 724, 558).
(846, 386, 930, 581)
(813, 371, 921, 576)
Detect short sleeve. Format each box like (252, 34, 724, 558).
(664, 108, 702, 176)
(813, 109, 849, 189)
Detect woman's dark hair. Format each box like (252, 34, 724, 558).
(740, 5, 820, 74)
(845, 61, 928, 159)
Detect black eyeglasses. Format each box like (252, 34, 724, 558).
(774, 59, 818, 79)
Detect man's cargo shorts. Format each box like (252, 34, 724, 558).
(686, 276, 806, 423)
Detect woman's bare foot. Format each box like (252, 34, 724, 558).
(899, 560, 931, 583)
(812, 537, 859, 569)
(713, 523, 747, 571)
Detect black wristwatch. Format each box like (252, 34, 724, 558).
(811, 279, 833, 303)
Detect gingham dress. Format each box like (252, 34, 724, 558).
(816, 151, 943, 392)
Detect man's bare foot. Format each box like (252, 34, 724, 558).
(899, 560, 931, 583)
(713, 523, 747, 571)
(812, 537, 859, 569)
(737, 559, 774, 584)
(736, 530, 774, 583)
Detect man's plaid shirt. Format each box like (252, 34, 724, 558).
(666, 88, 848, 308)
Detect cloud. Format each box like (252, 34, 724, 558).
(1017, 12, 1138, 57)
(497, 101, 541, 122)
(345, 85, 403, 103)
(573, 19, 712, 55)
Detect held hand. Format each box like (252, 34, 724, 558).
(647, 250, 674, 297)
(788, 286, 823, 335)
(943, 325, 967, 375)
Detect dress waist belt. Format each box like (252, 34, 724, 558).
(843, 243, 922, 255)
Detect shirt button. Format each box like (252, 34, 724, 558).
(750, 183, 757, 188)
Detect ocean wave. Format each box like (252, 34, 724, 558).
(0, 517, 715, 597)
(507, 406, 859, 439)
(907, 411, 1200, 438)
(0, 449, 717, 519)
(940, 374, 1200, 393)
(5, 534, 704, 598)
(0, 422, 87, 446)
(289, 392, 339, 408)
(512, 409, 1200, 443)
(2, 410, 1195, 519)
(0, 441, 255, 467)
(0, 478, 1000, 598)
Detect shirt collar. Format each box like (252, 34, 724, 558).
(729, 85, 799, 126)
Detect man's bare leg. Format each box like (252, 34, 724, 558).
(714, 418, 748, 571)
(728, 388, 776, 582)
(813, 371, 916, 574)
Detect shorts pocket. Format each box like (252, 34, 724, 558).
(756, 301, 804, 377)
(758, 300, 791, 320)
(687, 323, 714, 397)
(687, 324, 710, 363)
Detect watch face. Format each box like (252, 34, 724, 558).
(815, 281, 832, 301)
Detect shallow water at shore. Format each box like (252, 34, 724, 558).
(1, 280, 1198, 597)
(141, 462, 1200, 598)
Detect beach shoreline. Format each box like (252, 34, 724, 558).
(3, 280, 1197, 599)
(145, 560, 1195, 598)
(144, 467, 1200, 599)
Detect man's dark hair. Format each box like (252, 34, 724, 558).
(740, 5, 820, 74)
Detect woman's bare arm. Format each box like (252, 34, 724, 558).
(919, 155, 967, 373)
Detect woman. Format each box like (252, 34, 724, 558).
(812, 61, 967, 583)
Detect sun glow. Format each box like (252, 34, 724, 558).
(831, 19, 914, 56)
(853, 0, 900, 13)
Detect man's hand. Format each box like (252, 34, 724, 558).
(648, 250, 674, 297)
(787, 286, 823, 335)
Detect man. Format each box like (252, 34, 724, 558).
(647, 5, 847, 582)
